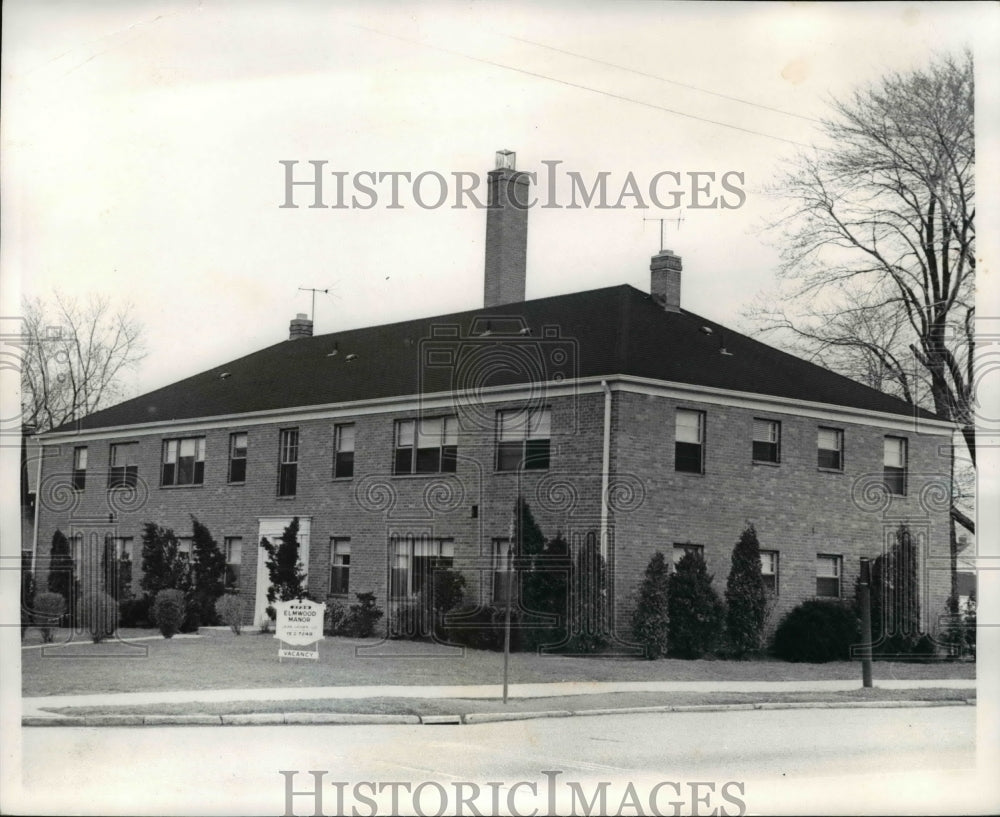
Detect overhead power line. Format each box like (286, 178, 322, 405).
(506, 34, 822, 124)
(348, 23, 814, 148)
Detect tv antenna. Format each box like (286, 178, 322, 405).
(642, 215, 685, 251)
(298, 287, 330, 322)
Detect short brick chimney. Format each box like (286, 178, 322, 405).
(289, 313, 313, 340)
(484, 150, 529, 308)
(650, 249, 682, 312)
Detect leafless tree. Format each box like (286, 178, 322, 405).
(21, 293, 146, 433)
(748, 52, 975, 471)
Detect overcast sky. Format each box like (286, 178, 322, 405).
(2, 1, 996, 400)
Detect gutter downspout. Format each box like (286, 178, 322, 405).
(31, 436, 42, 575)
(600, 380, 612, 563)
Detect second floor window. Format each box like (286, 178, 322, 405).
(334, 424, 355, 479)
(72, 446, 88, 490)
(675, 409, 704, 473)
(161, 437, 206, 486)
(228, 432, 247, 483)
(394, 417, 457, 475)
(108, 442, 138, 489)
(496, 407, 551, 471)
(884, 436, 907, 495)
(752, 419, 780, 463)
(817, 427, 843, 471)
(278, 428, 298, 496)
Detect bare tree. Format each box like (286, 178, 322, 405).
(748, 51, 975, 466)
(21, 293, 146, 433)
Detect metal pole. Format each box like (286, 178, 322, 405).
(859, 558, 873, 688)
(502, 512, 515, 704)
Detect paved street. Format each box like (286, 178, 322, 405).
(8, 705, 994, 815)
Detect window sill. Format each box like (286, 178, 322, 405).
(331, 476, 354, 482)
(817, 467, 844, 474)
(493, 468, 550, 475)
(227, 481, 246, 487)
(276, 495, 297, 500)
(752, 460, 780, 468)
(391, 472, 457, 479)
(674, 469, 705, 476)
(159, 484, 205, 490)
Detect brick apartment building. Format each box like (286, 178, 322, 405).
(31, 152, 956, 639)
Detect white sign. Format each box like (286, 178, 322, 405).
(273, 598, 325, 656)
(278, 648, 318, 660)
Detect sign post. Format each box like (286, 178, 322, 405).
(274, 598, 326, 661)
(858, 558, 873, 688)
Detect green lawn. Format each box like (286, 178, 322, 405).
(22, 627, 976, 698)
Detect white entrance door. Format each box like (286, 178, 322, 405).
(254, 517, 311, 627)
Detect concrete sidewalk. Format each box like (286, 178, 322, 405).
(22, 678, 977, 719)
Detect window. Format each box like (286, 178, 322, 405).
(224, 537, 242, 591)
(278, 428, 298, 496)
(161, 437, 206, 486)
(816, 554, 842, 598)
(492, 538, 515, 603)
(675, 409, 705, 473)
(72, 446, 88, 490)
(390, 536, 454, 598)
(333, 424, 355, 479)
(108, 442, 138, 488)
(752, 419, 780, 463)
(70, 534, 83, 594)
(393, 417, 457, 475)
(672, 543, 704, 567)
(817, 427, 843, 471)
(884, 436, 907, 495)
(760, 550, 779, 594)
(496, 407, 551, 471)
(329, 537, 350, 595)
(228, 433, 247, 483)
(177, 537, 193, 563)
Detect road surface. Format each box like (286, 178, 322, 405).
(6, 706, 994, 815)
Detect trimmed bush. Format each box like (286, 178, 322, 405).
(75, 592, 118, 643)
(323, 599, 348, 636)
(388, 597, 430, 640)
(48, 529, 74, 624)
(632, 552, 671, 660)
(153, 589, 186, 639)
(119, 596, 153, 628)
(180, 596, 202, 633)
(33, 591, 67, 643)
(444, 604, 522, 652)
(216, 594, 243, 635)
(725, 523, 769, 658)
(567, 537, 608, 653)
(668, 550, 724, 659)
(773, 600, 859, 662)
(341, 592, 384, 638)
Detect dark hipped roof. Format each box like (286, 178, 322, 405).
(53, 285, 939, 433)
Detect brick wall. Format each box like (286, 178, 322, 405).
(33, 387, 952, 639)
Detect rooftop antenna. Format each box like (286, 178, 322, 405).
(642, 215, 685, 252)
(298, 287, 330, 322)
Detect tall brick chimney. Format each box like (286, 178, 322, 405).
(289, 313, 313, 340)
(484, 150, 529, 307)
(650, 249, 682, 312)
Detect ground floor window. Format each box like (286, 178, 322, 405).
(390, 536, 454, 599)
(330, 537, 350, 596)
(760, 550, 779, 594)
(492, 538, 515, 604)
(672, 543, 704, 568)
(224, 537, 242, 591)
(816, 554, 842, 597)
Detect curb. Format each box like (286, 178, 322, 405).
(22, 698, 974, 727)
